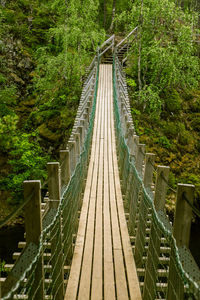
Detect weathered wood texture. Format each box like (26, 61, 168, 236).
(65, 64, 141, 300)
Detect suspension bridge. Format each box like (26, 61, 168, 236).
(0, 30, 200, 300)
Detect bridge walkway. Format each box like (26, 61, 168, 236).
(65, 64, 141, 300)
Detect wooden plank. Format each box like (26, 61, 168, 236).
(103, 65, 116, 300)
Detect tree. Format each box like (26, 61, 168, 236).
(117, 0, 200, 116)
(109, 0, 116, 32)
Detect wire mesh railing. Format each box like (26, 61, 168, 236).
(113, 53, 200, 300)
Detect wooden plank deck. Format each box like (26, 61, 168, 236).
(64, 64, 141, 300)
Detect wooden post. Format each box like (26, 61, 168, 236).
(80, 119, 86, 143)
(126, 127, 135, 155)
(68, 140, 76, 174)
(24, 181, 42, 245)
(77, 125, 83, 150)
(124, 134, 138, 209)
(83, 112, 89, 130)
(134, 153, 154, 267)
(143, 166, 169, 299)
(24, 180, 44, 299)
(87, 97, 93, 110)
(47, 162, 61, 207)
(132, 135, 139, 159)
(122, 109, 128, 135)
(47, 162, 64, 300)
(166, 242, 184, 300)
(120, 103, 125, 132)
(167, 184, 194, 300)
(128, 143, 144, 237)
(135, 144, 145, 176)
(60, 150, 70, 189)
(143, 211, 164, 300)
(173, 184, 194, 247)
(125, 120, 132, 141)
(123, 127, 136, 198)
(154, 166, 170, 211)
(74, 132, 80, 162)
(2, 182, 45, 299)
(143, 153, 155, 191)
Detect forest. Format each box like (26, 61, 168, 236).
(0, 0, 200, 228)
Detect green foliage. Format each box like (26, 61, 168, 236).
(0, 123, 49, 203)
(163, 89, 183, 113)
(98, 0, 130, 30)
(27, 0, 105, 143)
(131, 108, 141, 116)
(136, 85, 162, 116)
(0, 260, 8, 273)
(162, 121, 179, 138)
(127, 78, 137, 88)
(178, 127, 192, 145)
(168, 172, 177, 190)
(0, 86, 17, 117)
(157, 136, 171, 149)
(118, 0, 199, 116)
(7, 133, 48, 203)
(0, 115, 19, 151)
(0, 0, 106, 205)
(191, 114, 200, 131)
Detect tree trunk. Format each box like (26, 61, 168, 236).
(138, 0, 143, 97)
(138, 34, 142, 93)
(104, 0, 107, 29)
(0, 0, 6, 7)
(109, 0, 116, 32)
